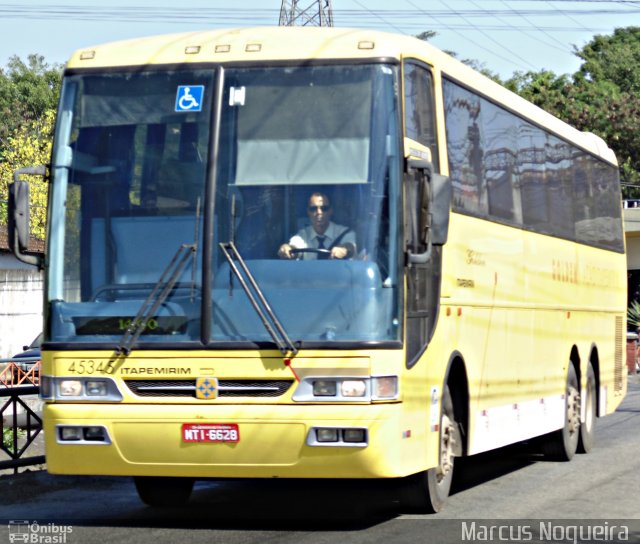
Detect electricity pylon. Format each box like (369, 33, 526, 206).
(279, 1, 334, 27)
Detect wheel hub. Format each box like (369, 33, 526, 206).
(438, 413, 456, 481)
(567, 387, 581, 435)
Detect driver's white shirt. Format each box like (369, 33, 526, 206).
(288, 222, 355, 260)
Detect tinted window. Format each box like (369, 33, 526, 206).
(442, 82, 486, 216)
(443, 78, 623, 252)
(404, 62, 439, 172)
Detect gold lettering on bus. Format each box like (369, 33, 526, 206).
(551, 260, 617, 287)
(466, 249, 486, 266)
(582, 264, 617, 288)
(552, 259, 578, 284)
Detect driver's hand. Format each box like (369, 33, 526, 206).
(330, 246, 348, 259)
(278, 243, 294, 259)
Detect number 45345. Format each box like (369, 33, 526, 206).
(67, 360, 115, 375)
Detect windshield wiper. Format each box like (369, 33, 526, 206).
(116, 243, 196, 356)
(219, 241, 298, 356)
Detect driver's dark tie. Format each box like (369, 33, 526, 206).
(317, 236, 329, 260)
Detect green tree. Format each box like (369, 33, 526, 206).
(575, 27, 640, 95)
(503, 27, 640, 196)
(0, 109, 54, 240)
(0, 55, 62, 158)
(0, 55, 61, 241)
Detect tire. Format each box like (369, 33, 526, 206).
(401, 385, 457, 513)
(577, 362, 596, 454)
(543, 364, 580, 461)
(134, 476, 195, 507)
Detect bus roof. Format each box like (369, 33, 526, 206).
(66, 26, 617, 165)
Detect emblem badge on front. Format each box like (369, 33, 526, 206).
(196, 377, 219, 400)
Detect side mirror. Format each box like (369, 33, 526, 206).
(8, 165, 47, 268)
(405, 159, 452, 264)
(430, 173, 452, 246)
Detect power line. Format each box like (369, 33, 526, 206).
(350, 0, 406, 34)
(0, 5, 637, 26)
(405, 0, 532, 68)
(436, 0, 538, 71)
(500, 0, 573, 52)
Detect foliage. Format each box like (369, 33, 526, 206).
(0, 109, 54, 240)
(574, 27, 640, 95)
(415, 30, 437, 42)
(503, 27, 640, 198)
(628, 300, 640, 329)
(0, 55, 61, 241)
(0, 55, 62, 158)
(2, 426, 25, 451)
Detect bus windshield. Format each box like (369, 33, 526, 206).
(47, 63, 401, 347)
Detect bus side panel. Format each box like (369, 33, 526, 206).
(437, 212, 626, 456)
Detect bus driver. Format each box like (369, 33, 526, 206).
(278, 192, 356, 260)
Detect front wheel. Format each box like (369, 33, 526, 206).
(401, 385, 457, 513)
(134, 476, 195, 507)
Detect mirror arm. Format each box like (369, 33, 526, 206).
(13, 165, 47, 183)
(407, 237, 433, 265)
(10, 227, 41, 268)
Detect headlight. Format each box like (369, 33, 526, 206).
(313, 380, 337, 396)
(41, 377, 123, 402)
(60, 380, 83, 396)
(86, 380, 109, 396)
(293, 376, 399, 402)
(341, 380, 367, 397)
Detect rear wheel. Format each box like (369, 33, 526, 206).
(401, 385, 457, 513)
(134, 476, 195, 507)
(577, 362, 596, 453)
(543, 364, 580, 461)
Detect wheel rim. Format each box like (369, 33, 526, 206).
(438, 413, 456, 484)
(567, 384, 581, 438)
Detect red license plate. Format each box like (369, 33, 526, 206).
(182, 423, 240, 443)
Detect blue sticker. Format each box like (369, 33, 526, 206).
(175, 85, 204, 112)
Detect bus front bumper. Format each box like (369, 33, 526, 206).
(43, 402, 425, 479)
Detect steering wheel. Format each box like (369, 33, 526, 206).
(290, 247, 331, 258)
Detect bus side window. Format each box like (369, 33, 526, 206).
(403, 62, 439, 173)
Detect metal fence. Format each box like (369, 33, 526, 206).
(0, 358, 44, 473)
(0, 356, 40, 387)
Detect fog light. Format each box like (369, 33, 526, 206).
(343, 429, 366, 443)
(86, 380, 108, 396)
(83, 426, 106, 441)
(59, 427, 82, 441)
(316, 428, 339, 442)
(59, 380, 83, 396)
(313, 380, 337, 396)
(341, 380, 366, 397)
(374, 376, 398, 399)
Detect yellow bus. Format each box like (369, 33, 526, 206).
(9, 27, 627, 512)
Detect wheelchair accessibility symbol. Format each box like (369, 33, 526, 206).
(175, 85, 204, 112)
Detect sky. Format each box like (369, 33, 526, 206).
(0, 1, 637, 79)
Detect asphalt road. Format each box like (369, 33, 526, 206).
(1, 378, 639, 544)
